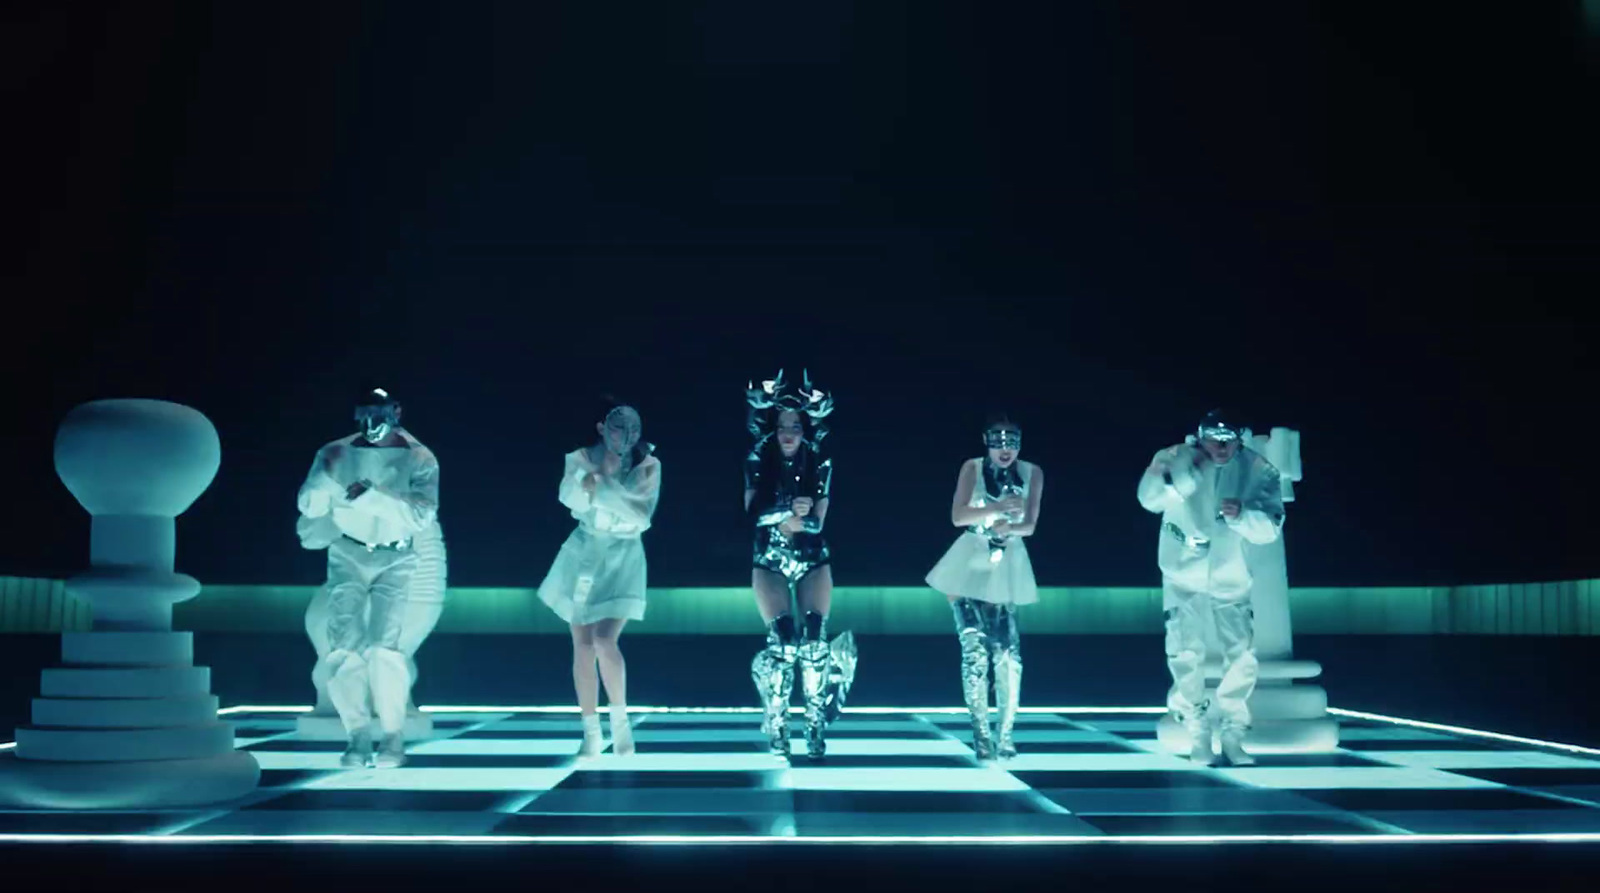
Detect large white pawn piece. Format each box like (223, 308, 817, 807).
(0, 399, 260, 808)
(1157, 427, 1339, 755)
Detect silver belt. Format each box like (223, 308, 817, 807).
(343, 534, 412, 553)
(1163, 522, 1209, 552)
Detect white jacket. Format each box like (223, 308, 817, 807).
(296, 428, 441, 548)
(1136, 442, 1283, 604)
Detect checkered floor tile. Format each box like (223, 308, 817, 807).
(5, 708, 1600, 840)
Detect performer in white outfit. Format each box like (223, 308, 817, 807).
(295, 387, 444, 769)
(925, 414, 1045, 761)
(1136, 409, 1284, 766)
(537, 399, 661, 758)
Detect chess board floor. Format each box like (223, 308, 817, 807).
(5, 706, 1600, 843)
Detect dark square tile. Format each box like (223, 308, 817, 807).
(258, 769, 336, 788)
(400, 754, 571, 769)
(0, 810, 185, 834)
(799, 755, 977, 769)
(1448, 767, 1600, 786)
(791, 790, 1047, 814)
(1081, 812, 1386, 836)
(1010, 770, 1240, 790)
(242, 739, 348, 752)
(451, 729, 575, 740)
(1295, 786, 1587, 812)
(1250, 752, 1390, 768)
(555, 770, 774, 790)
(241, 789, 507, 812)
(492, 812, 768, 835)
(1010, 741, 1144, 754)
(634, 740, 771, 754)
(1338, 738, 1508, 752)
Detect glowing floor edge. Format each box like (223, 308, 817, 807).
(2, 704, 1598, 846)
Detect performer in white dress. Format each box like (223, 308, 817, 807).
(295, 387, 444, 769)
(744, 369, 857, 761)
(926, 413, 1045, 761)
(537, 400, 661, 758)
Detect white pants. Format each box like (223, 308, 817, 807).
(1163, 582, 1258, 733)
(320, 538, 418, 736)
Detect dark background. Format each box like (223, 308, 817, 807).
(6, 1, 1597, 589)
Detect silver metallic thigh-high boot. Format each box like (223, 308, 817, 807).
(797, 611, 832, 761)
(952, 599, 994, 760)
(751, 614, 798, 757)
(989, 605, 1022, 760)
(825, 630, 858, 726)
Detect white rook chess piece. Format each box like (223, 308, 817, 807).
(0, 399, 260, 808)
(1157, 427, 1339, 754)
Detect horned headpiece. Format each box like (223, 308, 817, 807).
(745, 368, 834, 443)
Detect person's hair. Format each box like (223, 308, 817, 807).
(984, 411, 1019, 432)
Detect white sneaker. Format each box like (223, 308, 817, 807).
(1188, 728, 1215, 766)
(1220, 732, 1256, 766)
(373, 733, 407, 769)
(340, 732, 372, 768)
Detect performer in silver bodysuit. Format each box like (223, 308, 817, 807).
(744, 369, 857, 760)
(925, 414, 1045, 761)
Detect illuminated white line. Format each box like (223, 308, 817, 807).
(213, 704, 1167, 716)
(1328, 708, 1600, 757)
(1, 832, 1599, 845)
(14, 705, 1592, 766)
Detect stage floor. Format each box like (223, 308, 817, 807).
(4, 706, 1600, 844)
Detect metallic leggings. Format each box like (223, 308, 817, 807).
(951, 598, 1022, 759)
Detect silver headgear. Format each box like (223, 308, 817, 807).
(1197, 408, 1240, 443)
(354, 388, 401, 444)
(745, 368, 835, 444)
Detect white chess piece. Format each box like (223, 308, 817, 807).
(0, 399, 260, 808)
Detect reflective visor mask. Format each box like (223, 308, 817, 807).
(355, 401, 400, 443)
(984, 427, 1022, 450)
(1197, 410, 1240, 443)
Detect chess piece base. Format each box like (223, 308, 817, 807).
(0, 749, 260, 810)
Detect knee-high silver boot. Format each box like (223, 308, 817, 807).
(797, 611, 842, 761)
(952, 600, 994, 760)
(798, 647, 829, 760)
(751, 614, 798, 757)
(989, 606, 1022, 759)
(991, 643, 1022, 759)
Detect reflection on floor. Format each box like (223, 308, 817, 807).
(6, 707, 1600, 842)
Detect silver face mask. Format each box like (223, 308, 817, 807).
(602, 405, 642, 456)
(354, 394, 400, 444)
(984, 428, 1022, 450)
